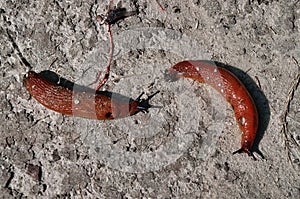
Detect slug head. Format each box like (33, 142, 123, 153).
(133, 91, 161, 114)
(233, 141, 256, 160)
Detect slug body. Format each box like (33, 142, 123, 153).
(24, 71, 152, 120)
(167, 60, 258, 155)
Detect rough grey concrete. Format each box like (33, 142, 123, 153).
(1, 0, 299, 198)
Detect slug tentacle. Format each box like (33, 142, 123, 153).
(136, 91, 160, 113)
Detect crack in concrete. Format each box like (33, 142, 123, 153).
(6, 29, 32, 70)
(281, 57, 300, 167)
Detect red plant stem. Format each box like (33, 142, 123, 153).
(95, 24, 113, 91)
(156, 0, 165, 11)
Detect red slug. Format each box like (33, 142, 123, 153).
(24, 60, 258, 157)
(167, 60, 258, 157)
(24, 71, 155, 120)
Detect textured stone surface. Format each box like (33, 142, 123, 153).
(1, 0, 299, 198)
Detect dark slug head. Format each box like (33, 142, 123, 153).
(132, 91, 161, 115)
(233, 141, 256, 160)
(104, 91, 160, 119)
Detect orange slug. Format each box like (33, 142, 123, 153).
(24, 71, 155, 120)
(167, 60, 258, 157)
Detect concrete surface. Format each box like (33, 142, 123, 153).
(1, 0, 299, 198)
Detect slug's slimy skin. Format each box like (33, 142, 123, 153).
(24, 71, 153, 120)
(24, 60, 258, 157)
(167, 60, 258, 156)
